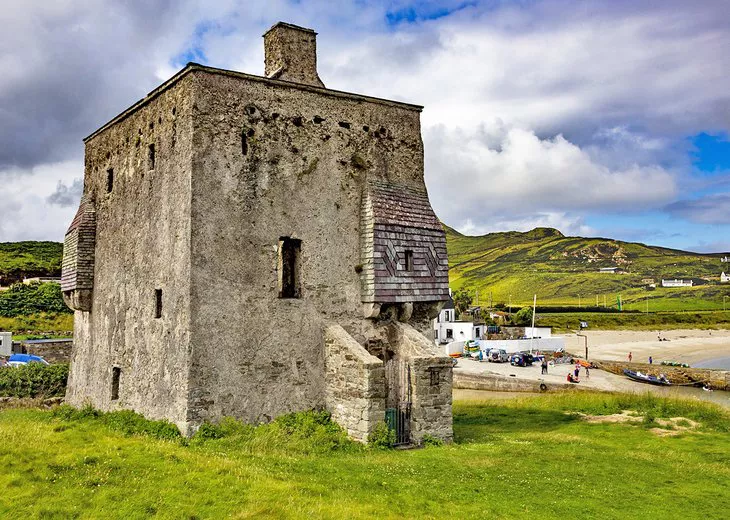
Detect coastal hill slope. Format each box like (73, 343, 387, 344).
(0, 242, 63, 285)
(445, 225, 730, 311)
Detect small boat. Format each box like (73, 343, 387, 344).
(623, 369, 671, 386)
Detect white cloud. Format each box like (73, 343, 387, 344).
(459, 212, 595, 238)
(0, 161, 82, 241)
(425, 125, 677, 230)
(1, 0, 729, 244)
(665, 193, 730, 225)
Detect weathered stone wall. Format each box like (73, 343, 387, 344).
(323, 324, 385, 442)
(390, 322, 453, 443)
(65, 74, 196, 433)
(186, 67, 431, 427)
(15, 339, 73, 364)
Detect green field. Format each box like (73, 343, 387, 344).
(537, 310, 730, 331)
(0, 393, 728, 519)
(0, 313, 73, 337)
(446, 225, 730, 312)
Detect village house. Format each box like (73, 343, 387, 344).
(61, 22, 452, 445)
(22, 277, 61, 285)
(432, 298, 483, 345)
(721, 272, 729, 283)
(661, 279, 694, 288)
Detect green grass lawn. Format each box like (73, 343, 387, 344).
(538, 310, 730, 331)
(0, 313, 73, 336)
(0, 393, 728, 519)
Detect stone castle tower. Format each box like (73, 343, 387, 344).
(62, 22, 452, 443)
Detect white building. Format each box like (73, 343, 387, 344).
(721, 256, 729, 263)
(721, 272, 730, 283)
(523, 327, 552, 338)
(598, 267, 618, 274)
(661, 279, 693, 288)
(0, 332, 12, 356)
(433, 300, 483, 344)
(22, 277, 61, 285)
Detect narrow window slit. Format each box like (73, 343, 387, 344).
(111, 367, 121, 400)
(278, 237, 301, 299)
(106, 168, 114, 193)
(155, 289, 162, 318)
(148, 144, 156, 170)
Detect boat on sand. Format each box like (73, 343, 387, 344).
(623, 369, 672, 386)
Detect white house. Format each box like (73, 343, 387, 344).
(598, 267, 618, 274)
(721, 272, 730, 283)
(661, 279, 693, 288)
(433, 299, 483, 344)
(721, 256, 729, 263)
(22, 277, 61, 285)
(0, 332, 12, 356)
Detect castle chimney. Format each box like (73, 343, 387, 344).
(263, 22, 325, 88)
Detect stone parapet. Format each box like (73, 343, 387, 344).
(389, 322, 453, 443)
(323, 323, 385, 443)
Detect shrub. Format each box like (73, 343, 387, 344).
(368, 421, 395, 449)
(192, 422, 225, 441)
(0, 282, 71, 318)
(0, 363, 69, 398)
(421, 434, 444, 447)
(53, 405, 181, 440)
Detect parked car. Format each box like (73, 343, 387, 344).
(7, 354, 49, 367)
(509, 353, 534, 367)
(487, 348, 509, 363)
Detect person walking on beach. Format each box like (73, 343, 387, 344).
(541, 358, 548, 375)
(649, 356, 653, 365)
(585, 366, 590, 379)
(574, 364, 580, 379)
(628, 352, 633, 362)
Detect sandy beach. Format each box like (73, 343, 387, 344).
(453, 328, 730, 407)
(563, 328, 730, 366)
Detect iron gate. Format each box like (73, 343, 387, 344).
(385, 358, 412, 446)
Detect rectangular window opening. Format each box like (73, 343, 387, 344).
(154, 288, 162, 318)
(278, 237, 301, 299)
(106, 168, 114, 193)
(148, 143, 156, 170)
(111, 367, 121, 400)
(446, 329, 453, 339)
(404, 250, 414, 271)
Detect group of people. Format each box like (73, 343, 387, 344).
(567, 362, 589, 383)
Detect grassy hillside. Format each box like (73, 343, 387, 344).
(446, 225, 730, 311)
(0, 241, 63, 285)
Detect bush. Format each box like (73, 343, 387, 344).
(0, 282, 70, 317)
(420, 434, 444, 447)
(368, 421, 395, 449)
(0, 363, 69, 398)
(513, 307, 534, 326)
(53, 405, 181, 440)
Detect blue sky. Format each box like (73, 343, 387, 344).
(1, 0, 729, 252)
